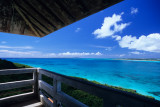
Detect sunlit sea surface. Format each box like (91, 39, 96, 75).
(6, 58, 160, 101)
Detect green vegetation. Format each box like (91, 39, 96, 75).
(61, 83, 103, 107)
(0, 59, 32, 70)
(0, 59, 155, 106)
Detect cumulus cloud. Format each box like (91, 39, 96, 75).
(75, 28, 81, 32)
(130, 51, 144, 55)
(118, 33, 160, 53)
(0, 45, 33, 49)
(93, 12, 130, 38)
(131, 7, 138, 14)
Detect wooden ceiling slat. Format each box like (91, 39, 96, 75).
(39, 0, 72, 25)
(23, 0, 57, 30)
(14, 1, 50, 35)
(58, 0, 84, 18)
(14, 3, 41, 37)
(37, 0, 65, 26)
(21, 10, 48, 36)
(55, 0, 76, 20)
(15, 0, 56, 32)
(26, 0, 62, 29)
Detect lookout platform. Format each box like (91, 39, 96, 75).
(0, 68, 160, 107)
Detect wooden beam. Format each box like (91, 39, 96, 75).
(14, 0, 53, 33)
(39, 80, 53, 97)
(14, 3, 41, 37)
(0, 79, 34, 91)
(0, 68, 36, 75)
(23, 0, 60, 29)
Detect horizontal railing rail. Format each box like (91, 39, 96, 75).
(0, 68, 38, 106)
(0, 68, 36, 75)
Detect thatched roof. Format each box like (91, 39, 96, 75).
(0, 0, 123, 37)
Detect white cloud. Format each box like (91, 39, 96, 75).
(75, 28, 81, 32)
(93, 45, 113, 51)
(130, 51, 144, 55)
(131, 7, 138, 14)
(93, 12, 130, 38)
(118, 33, 160, 53)
(112, 35, 121, 40)
(58, 52, 102, 56)
(1, 41, 7, 44)
(0, 45, 33, 49)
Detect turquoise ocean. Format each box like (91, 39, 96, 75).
(6, 58, 160, 101)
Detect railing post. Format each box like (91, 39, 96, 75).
(38, 68, 42, 101)
(33, 68, 38, 98)
(53, 78, 61, 107)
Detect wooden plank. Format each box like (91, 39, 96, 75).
(0, 92, 36, 106)
(0, 79, 34, 91)
(39, 80, 53, 97)
(39, 69, 54, 78)
(39, 80, 87, 107)
(39, 79, 87, 107)
(0, 68, 36, 75)
(14, 0, 53, 33)
(39, 0, 73, 24)
(53, 79, 61, 106)
(33, 70, 38, 96)
(24, 0, 61, 29)
(14, 3, 41, 37)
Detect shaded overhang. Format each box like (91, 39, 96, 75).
(0, 0, 123, 37)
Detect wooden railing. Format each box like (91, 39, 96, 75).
(0, 68, 160, 107)
(0, 68, 38, 106)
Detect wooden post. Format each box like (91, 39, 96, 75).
(33, 69, 38, 99)
(53, 78, 61, 107)
(38, 68, 42, 101)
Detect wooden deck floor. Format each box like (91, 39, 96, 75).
(10, 99, 43, 107)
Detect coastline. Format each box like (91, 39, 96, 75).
(115, 58, 160, 62)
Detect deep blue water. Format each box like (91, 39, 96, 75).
(6, 58, 160, 101)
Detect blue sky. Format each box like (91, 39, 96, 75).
(0, 0, 160, 58)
